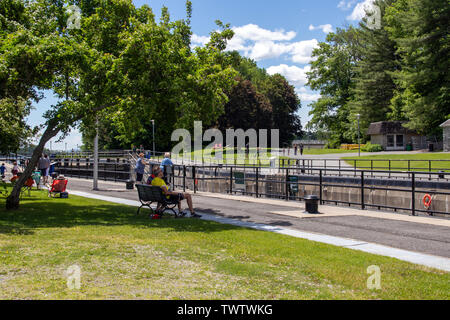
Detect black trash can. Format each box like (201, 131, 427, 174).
(126, 180, 135, 190)
(428, 143, 434, 152)
(438, 171, 445, 179)
(304, 195, 319, 214)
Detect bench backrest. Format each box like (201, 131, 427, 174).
(51, 179, 67, 193)
(136, 184, 165, 202)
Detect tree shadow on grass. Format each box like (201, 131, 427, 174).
(0, 197, 243, 236)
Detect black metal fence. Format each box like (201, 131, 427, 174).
(165, 164, 449, 216)
(53, 158, 130, 182)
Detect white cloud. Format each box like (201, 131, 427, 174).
(296, 87, 321, 102)
(288, 39, 319, 64)
(347, 0, 376, 21)
(192, 25, 318, 64)
(248, 41, 290, 61)
(232, 24, 296, 42)
(266, 64, 311, 87)
(309, 24, 334, 34)
(191, 34, 209, 46)
(338, 0, 359, 10)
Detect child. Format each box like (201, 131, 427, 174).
(0, 163, 5, 179)
(12, 161, 19, 176)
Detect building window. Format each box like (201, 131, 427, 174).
(387, 135, 394, 147)
(396, 135, 404, 147)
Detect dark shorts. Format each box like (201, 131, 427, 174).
(168, 193, 185, 202)
(40, 168, 48, 177)
(136, 172, 143, 182)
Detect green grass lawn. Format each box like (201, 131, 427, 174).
(0, 188, 448, 299)
(342, 153, 450, 172)
(302, 149, 359, 155)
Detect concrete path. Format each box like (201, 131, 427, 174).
(64, 178, 450, 266)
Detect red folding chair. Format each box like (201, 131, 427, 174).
(48, 179, 68, 198)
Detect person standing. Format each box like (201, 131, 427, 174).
(0, 163, 6, 179)
(38, 154, 51, 184)
(134, 153, 148, 183)
(11, 161, 19, 176)
(160, 152, 173, 183)
(300, 144, 304, 156)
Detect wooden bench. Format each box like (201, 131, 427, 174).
(136, 184, 180, 218)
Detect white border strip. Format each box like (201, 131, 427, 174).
(70, 190, 450, 272)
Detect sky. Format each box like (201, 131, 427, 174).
(29, 0, 375, 150)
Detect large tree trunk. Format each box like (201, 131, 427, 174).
(6, 126, 58, 210)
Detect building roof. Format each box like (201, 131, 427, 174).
(367, 121, 418, 135)
(440, 119, 450, 127)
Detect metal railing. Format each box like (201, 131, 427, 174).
(165, 165, 449, 217)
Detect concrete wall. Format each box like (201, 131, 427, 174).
(173, 173, 449, 215)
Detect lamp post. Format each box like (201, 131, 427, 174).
(151, 119, 155, 157)
(93, 116, 99, 190)
(356, 114, 361, 157)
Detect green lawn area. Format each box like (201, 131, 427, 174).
(302, 149, 359, 155)
(342, 153, 450, 172)
(0, 188, 448, 299)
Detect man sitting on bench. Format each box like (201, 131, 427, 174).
(151, 167, 201, 218)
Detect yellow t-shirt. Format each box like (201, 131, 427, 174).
(151, 177, 170, 198)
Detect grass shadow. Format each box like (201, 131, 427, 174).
(0, 190, 243, 236)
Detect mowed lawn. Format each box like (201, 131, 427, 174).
(0, 189, 448, 300)
(342, 153, 450, 172)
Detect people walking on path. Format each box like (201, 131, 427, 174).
(38, 154, 51, 184)
(0, 163, 6, 179)
(135, 153, 148, 183)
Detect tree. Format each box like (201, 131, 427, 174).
(218, 77, 272, 133)
(261, 74, 302, 144)
(4, 0, 137, 209)
(306, 27, 361, 146)
(350, 0, 402, 138)
(386, 0, 450, 135)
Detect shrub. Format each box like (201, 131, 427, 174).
(361, 142, 383, 152)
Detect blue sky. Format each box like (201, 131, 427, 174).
(29, 0, 374, 150)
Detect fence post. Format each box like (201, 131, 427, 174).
(285, 168, 289, 201)
(361, 170, 365, 210)
(319, 169, 323, 205)
(183, 165, 186, 192)
(339, 160, 341, 176)
(193, 166, 196, 193)
(429, 161, 432, 180)
(255, 167, 259, 198)
(371, 160, 373, 177)
(229, 166, 233, 194)
(389, 160, 391, 178)
(411, 172, 415, 216)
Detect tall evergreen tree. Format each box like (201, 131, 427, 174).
(388, 0, 450, 135)
(350, 0, 402, 139)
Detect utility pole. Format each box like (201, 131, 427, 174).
(356, 114, 361, 157)
(93, 116, 99, 190)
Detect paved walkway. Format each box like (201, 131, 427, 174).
(63, 177, 450, 269)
